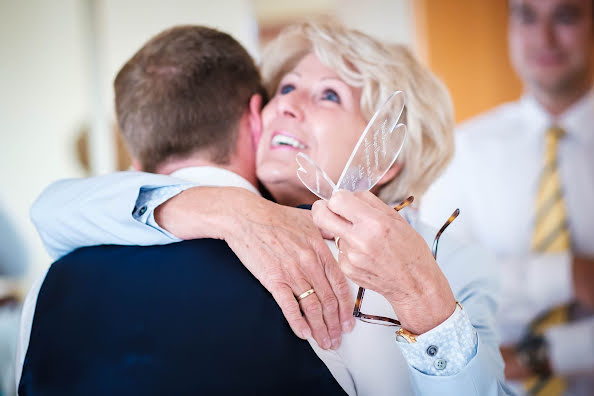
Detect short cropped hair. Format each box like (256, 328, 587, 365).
(114, 25, 264, 172)
(260, 19, 455, 202)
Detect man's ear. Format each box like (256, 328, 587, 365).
(376, 162, 403, 188)
(131, 158, 142, 171)
(248, 94, 263, 147)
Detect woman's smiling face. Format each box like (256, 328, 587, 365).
(256, 53, 368, 206)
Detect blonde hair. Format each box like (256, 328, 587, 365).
(260, 18, 455, 203)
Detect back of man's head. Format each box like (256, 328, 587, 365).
(114, 25, 264, 172)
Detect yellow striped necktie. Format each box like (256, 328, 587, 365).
(525, 126, 570, 396)
(532, 126, 571, 252)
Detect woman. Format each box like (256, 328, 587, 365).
(31, 20, 507, 394)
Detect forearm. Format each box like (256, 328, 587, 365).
(30, 172, 192, 259)
(154, 186, 266, 241)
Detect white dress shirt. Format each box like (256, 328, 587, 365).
(24, 167, 511, 395)
(420, 89, 594, 395)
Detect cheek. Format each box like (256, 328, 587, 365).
(559, 27, 591, 57)
(255, 138, 266, 163)
(317, 121, 366, 181)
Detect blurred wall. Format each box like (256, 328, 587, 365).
(0, 0, 89, 289)
(255, 0, 416, 47)
(0, 0, 257, 288)
(337, 0, 416, 48)
(415, 0, 523, 123)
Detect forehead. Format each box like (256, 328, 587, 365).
(509, 0, 592, 14)
(289, 53, 341, 79)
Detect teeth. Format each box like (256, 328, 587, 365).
(272, 134, 306, 149)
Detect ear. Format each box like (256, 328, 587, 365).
(247, 94, 263, 147)
(376, 162, 403, 188)
(131, 158, 142, 171)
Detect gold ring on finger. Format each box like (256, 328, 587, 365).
(334, 236, 341, 251)
(296, 288, 315, 301)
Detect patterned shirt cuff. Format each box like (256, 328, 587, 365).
(132, 184, 195, 239)
(396, 304, 478, 376)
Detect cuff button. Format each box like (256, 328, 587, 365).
(434, 358, 447, 370)
(138, 206, 147, 216)
(426, 345, 438, 356)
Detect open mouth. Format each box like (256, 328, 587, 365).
(271, 132, 307, 150)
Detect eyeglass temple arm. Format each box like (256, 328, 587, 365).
(431, 208, 460, 259)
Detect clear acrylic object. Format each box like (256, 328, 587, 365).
(296, 91, 407, 200)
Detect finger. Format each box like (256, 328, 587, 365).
(311, 201, 336, 240)
(285, 249, 333, 350)
(353, 191, 410, 225)
(336, 248, 378, 290)
(311, 199, 352, 240)
(353, 190, 402, 216)
(296, 288, 332, 350)
(307, 241, 345, 347)
(327, 190, 379, 224)
(319, 228, 335, 240)
(269, 283, 312, 340)
(321, 245, 356, 334)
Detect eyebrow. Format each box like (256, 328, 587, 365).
(284, 73, 348, 87)
(321, 77, 350, 89)
(553, 3, 582, 16)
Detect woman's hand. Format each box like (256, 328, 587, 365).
(312, 190, 456, 335)
(155, 186, 355, 349)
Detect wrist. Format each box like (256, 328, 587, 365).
(516, 333, 552, 377)
(155, 186, 245, 240)
(390, 293, 456, 335)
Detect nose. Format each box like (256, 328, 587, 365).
(276, 91, 305, 121)
(535, 19, 557, 47)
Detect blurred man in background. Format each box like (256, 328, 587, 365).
(421, 0, 593, 395)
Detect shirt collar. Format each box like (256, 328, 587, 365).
(558, 87, 594, 143)
(520, 87, 594, 142)
(169, 166, 261, 196)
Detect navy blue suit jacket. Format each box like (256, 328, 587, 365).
(19, 239, 344, 395)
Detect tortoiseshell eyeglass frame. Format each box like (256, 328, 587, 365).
(351, 196, 460, 327)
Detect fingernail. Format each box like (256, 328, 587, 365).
(342, 319, 355, 333)
(322, 337, 331, 349)
(302, 328, 312, 339)
(331, 337, 341, 349)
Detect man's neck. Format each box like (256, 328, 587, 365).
(154, 157, 258, 188)
(530, 80, 593, 118)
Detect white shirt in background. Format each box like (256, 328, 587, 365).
(420, 88, 594, 396)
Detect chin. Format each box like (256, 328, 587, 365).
(533, 72, 575, 94)
(260, 176, 317, 207)
(257, 160, 294, 183)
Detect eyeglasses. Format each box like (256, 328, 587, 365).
(352, 196, 460, 326)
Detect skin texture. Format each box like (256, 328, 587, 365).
(311, 191, 456, 335)
(256, 53, 368, 208)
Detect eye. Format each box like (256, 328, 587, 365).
(279, 84, 295, 95)
(554, 7, 580, 25)
(322, 89, 341, 103)
(512, 5, 536, 24)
